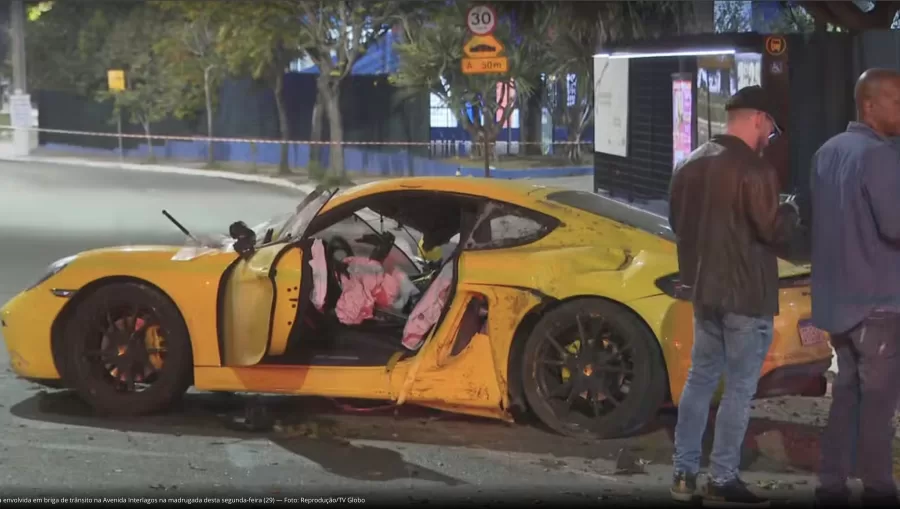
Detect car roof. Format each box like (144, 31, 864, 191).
(324, 177, 562, 210)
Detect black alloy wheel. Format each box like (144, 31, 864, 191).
(62, 282, 193, 416)
(521, 298, 668, 439)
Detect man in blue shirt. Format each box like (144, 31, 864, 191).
(811, 68, 900, 506)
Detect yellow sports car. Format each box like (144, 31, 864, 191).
(0, 178, 832, 438)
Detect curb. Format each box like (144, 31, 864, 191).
(0, 154, 320, 195)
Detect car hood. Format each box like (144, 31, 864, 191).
(69, 243, 239, 269)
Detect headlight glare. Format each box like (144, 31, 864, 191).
(28, 255, 77, 291)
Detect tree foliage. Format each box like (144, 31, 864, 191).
(541, 1, 704, 162)
(211, 0, 312, 174)
(800, 0, 900, 31)
(393, 1, 543, 170)
(296, 0, 409, 178)
(153, 1, 227, 165)
(95, 5, 177, 161)
(24, 2, 134, 93)
(715, 1, 816, 33)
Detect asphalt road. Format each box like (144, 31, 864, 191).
(0, 161, 828, 504)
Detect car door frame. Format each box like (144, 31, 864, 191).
(216, 187, 337, 367)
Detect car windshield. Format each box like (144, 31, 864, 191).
(268, 186, 335, 243)
(545, 190, 674, 241)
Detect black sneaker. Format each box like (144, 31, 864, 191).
(670, 470, 698, 502)
(813, 487, 850, 508)
(702, 478, 770, 508)
(861, 488, 899, 507)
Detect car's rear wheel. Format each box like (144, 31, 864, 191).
(62, 282, 193, 416)
(521, 298, 668, 439)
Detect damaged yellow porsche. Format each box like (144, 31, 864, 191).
(0, 177, 832, 438)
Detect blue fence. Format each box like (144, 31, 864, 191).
(430, 126, 594, 150)
(43, 140, 593, 179)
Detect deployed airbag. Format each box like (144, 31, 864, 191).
(309, 239, 328, 311)
(401, 262, 454, 351)
(335, 257, 415, 325)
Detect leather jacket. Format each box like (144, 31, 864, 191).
(668, 135, 798, 317)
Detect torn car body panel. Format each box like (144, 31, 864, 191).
(397, 281, 543, 420)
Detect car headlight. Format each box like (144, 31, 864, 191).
(28, 255, 77, 291)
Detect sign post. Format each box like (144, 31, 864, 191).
(107, 70, 126, 162)
(461, 5, 506, 177)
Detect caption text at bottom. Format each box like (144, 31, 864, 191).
(2, 497, 366, 505)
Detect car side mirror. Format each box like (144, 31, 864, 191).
(229, 221, 257, 259)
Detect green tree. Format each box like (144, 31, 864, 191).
(154, 3, 226, 166)
(504, 2, 556, 157)
(545, 1, 702, 163)
(714, 2, 815, 33)
(296, 0, 408, 180)
(24, 2, 134, 93)
(393, 1, 542, 176)
(213, 0, 311, 174)
(96, 5, 176, 162)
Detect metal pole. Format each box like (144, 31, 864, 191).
(483, 138, 490, 178)
(10, 0, 26, 94)
(116, 111, 124, 162)
(9, 0, 30, 156)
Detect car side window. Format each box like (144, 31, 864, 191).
(465, 201, 557, 250)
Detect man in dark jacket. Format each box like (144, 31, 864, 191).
(668, 86, 798, 507)
(811, 68, 900, 506)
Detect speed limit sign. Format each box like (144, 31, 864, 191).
(467, 5, 497, 35)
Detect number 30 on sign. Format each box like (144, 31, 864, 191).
(467, 5, 497, 35)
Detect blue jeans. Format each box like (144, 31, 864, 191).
(672, 305, 774, 484)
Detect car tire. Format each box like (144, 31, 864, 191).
(521, 298, 668, 439)
(62, 282, 193, 416)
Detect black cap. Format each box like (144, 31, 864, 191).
(725, 85, 782, 131)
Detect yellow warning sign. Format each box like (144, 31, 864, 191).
(462, 57, 509, 75)
(107, 69, 125, 91)
(463, 35, 505, 59)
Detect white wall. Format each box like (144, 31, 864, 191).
(593, 56, 630, 157)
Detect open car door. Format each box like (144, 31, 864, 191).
(219, 187, 336, 366)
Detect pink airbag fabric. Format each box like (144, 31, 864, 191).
(335, 256, 403, 325)
(309, 239, 328, 311)
(401, 263, 453, 351)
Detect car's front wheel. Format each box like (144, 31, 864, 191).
(62, 282, 193, 416)
(521, 298, 668, 439)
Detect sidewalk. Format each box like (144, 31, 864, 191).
(0, 144, 329, 194)
(0, 145, 679, 219)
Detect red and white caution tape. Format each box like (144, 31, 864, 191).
(0, 124, 594, 146)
